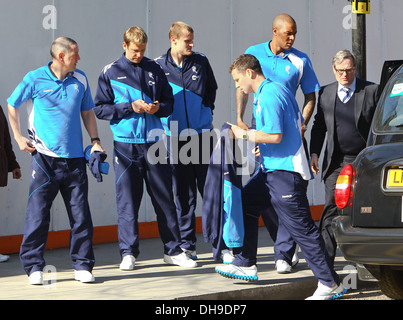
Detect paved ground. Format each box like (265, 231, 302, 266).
(0, 227, 362, 302)
(342, 287, 391, 300)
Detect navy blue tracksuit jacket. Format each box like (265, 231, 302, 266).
(202, 124, 244, 261)
(94, 53, 174, 143)
(155, 49, 217, 136)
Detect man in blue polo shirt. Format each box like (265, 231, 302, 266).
(215, 54, 345, 300)
(237, 14, 320, 133)
(7, 37, 105, 285)
(237, 14, 321, 273)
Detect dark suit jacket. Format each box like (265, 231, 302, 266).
(310, 78, 379, 179)
(0, 105, 20, 187)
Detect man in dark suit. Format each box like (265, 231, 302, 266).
(310, 49, 379, 267)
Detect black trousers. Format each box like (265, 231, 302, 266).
(320, 154, 356, 267)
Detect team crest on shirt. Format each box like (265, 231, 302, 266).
(192, 66, 199, 80)
(148, 72, 155, 86)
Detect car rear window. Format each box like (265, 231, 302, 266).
(374, 73, 403, 132)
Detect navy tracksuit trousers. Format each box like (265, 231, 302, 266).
(233, 169, 340, 287)
(19, 152, 94, 276)
(250, 117, 298, 262)
(113, 141, 182, 258)
(167, 133, 213, 251)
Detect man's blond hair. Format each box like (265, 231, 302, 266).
(123, 26, 148, 45)
(169, 21, 194, 40)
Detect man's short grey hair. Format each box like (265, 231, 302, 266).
(332, 49, 356, 67)
(50, 37, 77, 59)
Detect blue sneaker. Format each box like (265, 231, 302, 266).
(215, 264, 258, 282)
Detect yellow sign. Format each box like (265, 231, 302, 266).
(387, 169, 403, 188)
(352, 0, 370, 14)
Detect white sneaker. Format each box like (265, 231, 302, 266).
(74, 270, 95, 283)
(215, 264, 258, 281)
(120, 255, 136, 270)
(28, 271, 43, 285)
(276, 259, 292, 274)
(0, 254, 9, 262)
(164, 252, 198, 268)
(182, 248, 197, 260)
(305, 281, 347, 300)
(221, 249, 235, 264)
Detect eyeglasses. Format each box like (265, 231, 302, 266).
(334, 67, 356, 76)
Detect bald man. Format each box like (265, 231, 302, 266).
(236, 14, 321, 274)
(7, 37, 104, 285)
(237, 14, 320, 132)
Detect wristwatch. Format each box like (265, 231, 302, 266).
(242, 130, 248, 141)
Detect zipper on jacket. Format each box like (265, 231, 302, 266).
(180, 69, 191, 136)
(141, 92, 147, 142)
(138, 64, 147, 142)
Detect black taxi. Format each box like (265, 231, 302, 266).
(333, 60, 403, 299)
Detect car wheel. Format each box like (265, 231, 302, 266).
(379, 266, 403, 300)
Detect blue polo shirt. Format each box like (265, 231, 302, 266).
(246, 41, 320, 96)
(7, 62, 94, 158)
(254, 79, 311, 180)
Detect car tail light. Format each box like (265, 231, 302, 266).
(335, 164, 355, 209)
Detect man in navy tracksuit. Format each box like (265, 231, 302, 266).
(94, 27, 196, 270)
(155, 22, 218, 260)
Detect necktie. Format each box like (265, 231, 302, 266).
(342, 87, 350, 103)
